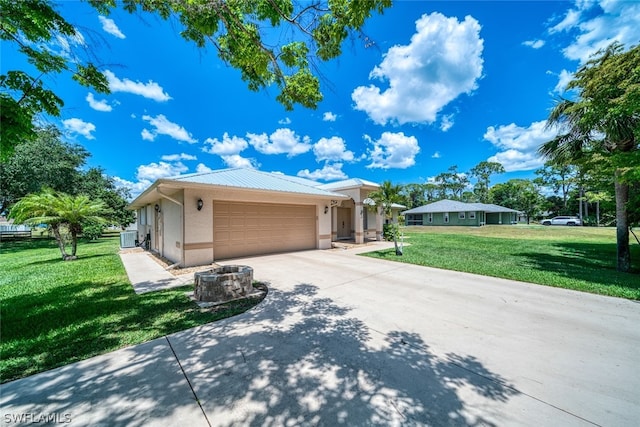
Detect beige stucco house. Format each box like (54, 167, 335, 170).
(128, 168, 402, 266)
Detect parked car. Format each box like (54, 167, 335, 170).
(541, 216, 582, 226)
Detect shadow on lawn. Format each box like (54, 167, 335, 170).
(0, 277, 234, 383)
(0, 237, 58, 254)
(516, 241, 640, 286)
(2, 282, 520, 426)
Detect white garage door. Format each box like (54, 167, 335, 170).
(213, 201, 316, 260)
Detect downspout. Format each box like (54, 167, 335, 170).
(156, 187, 184, 266)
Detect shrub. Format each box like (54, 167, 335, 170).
(82, 221, 104, 240)
(383, 223, 399, 241)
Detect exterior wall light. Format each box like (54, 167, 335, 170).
(324, 205, 329, 214)
(197, 198, 204, 211)
(154, 204, 160, 212)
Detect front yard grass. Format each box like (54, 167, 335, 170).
(363, 225, 640, 300)
(0, 236, 261, 383)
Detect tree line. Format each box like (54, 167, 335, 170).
(0, 125, 135, 228)
(398, 158, 638, 229)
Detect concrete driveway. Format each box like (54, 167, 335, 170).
(2, 244, 639, 426)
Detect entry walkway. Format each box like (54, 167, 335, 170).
(119, 250, 192, 293)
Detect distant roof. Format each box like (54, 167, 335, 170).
(403, 199, 519, 214)
(319, 178, 380, 191)
(469, 203, 520, 213)
(129, 168, 348, 207)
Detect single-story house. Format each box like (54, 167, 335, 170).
(403, 199, 520, 226)
(128, 168, 404, 266)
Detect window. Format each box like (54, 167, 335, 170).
(406, 214, 423, 226)
(469, 211, 476, 219)
(444, 212, 449, 223)
(459, 212, 465, 219)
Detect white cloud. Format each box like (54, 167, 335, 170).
(278, 117, 291, 125)
(313, 136, 355, 162)
(551, 1, 640, 64)
(523, 39, 545, 49)
(53, 29, 85, 58)
(221, 154, 259, 169)
(323, 112, 337, 122)
(141, 128, 155, 141)
(484, 120, 558, 172)
(137, 161, 188, 181)
(86, 92, 112, 112)
(549, 9, 581, 34)
(297, 163, 348, 181)
(62, 118, 96, 139)
(247, 128, 312, 157)
(161, 153, 197, 161)
(365, 132, 420, 169)
(201, 132, 258, 168)
(203, 133, 248, 155)
(98, 16, 125, 39)
(553, 69, 574, 94)
(112, 176, 149, 200)
(440, 114, 454, 132)
(488, 150, 545, 172)
(432, 151, 441, 159)
(142, 114, 197, 143)
(105, 70, 171, 102)
(113, 159, 194, 199)
(352, 12, 484, 125)
(196, 163, 214, 173)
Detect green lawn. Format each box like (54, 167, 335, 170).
(0, 236, 262, 383)
(363, 225, 640, 300)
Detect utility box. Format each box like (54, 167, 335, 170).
(120, 231, 137, 248)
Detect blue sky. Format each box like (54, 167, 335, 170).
(4, 1, 640, 197)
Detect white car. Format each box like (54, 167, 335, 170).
(541, 216, 582, 226)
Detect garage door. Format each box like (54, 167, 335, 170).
(213, 201, 316, 260)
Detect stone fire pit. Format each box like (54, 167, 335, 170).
(194, 265, 254, 303)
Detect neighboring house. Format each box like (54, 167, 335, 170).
(128, 168, 402, 266)
(403, 199, 520, 226)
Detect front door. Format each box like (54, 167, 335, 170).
(154, 208, 162, 253)
(337, 207, 352, 239)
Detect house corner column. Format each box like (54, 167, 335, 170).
(331, 206, 337, 242)
(318, 203, 332, 249)
(376, 206, 383, 241)
(355, 202, 364, 244)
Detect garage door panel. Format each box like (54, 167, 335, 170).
(213, 201, 316, 260)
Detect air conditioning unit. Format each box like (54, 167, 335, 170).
(120, 231, 137, 248)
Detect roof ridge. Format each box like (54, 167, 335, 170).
(169, 167, 241, 180)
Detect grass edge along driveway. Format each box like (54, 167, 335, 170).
(363, 225, 640, 300)
(0, 236, 261, 384)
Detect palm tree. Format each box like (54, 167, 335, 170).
(368, 181, 404, 255)
(539, 42, 640, 272)
(9, 189, 106, 260)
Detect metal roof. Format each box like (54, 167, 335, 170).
(129, 168, 348, 208)
(319, 178, 380, 191)
(403, 199, 519, 214)
(469, 203, 520, 213)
